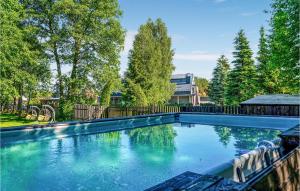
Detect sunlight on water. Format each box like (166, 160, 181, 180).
(1, 123, 280, 191)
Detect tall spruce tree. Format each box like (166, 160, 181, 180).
(268, 0, 299, 93)
(256, 26, 280, 94)
(208, 55, 230, 105)
(225, 30, 257, 105)
(124, 18, 175, 105)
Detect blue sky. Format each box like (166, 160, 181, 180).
(119, 0, 271, 79)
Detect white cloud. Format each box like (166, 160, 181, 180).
(121, 30, 137, 56)
(174, 51, 220, 61)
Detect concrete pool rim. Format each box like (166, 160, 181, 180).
(1, 112, 299, 132)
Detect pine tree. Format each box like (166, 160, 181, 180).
(256, 26, 280, 94)
(125, 18, 175, 105)
(208, 55, 230, 105)
(268, 0, 299, 93)
(225, 30, 257, 105)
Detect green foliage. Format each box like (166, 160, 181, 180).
(128, 124, 176, 151)
(267, 0, 299, 93)
(208, 55, 230, 105)
(256, 26, 277, 94)
(0, 0, 51, 110)
(0, 80, 17, 106)
(225, 30, 257, 105)
(213, 125, 280, 155)
(58, 99, 74, 120)
(123, 79, 148, 107)
(213, 126, 231, 147)
(100, 81, 113, 107)
(125, 18, 175, 105)
(127, 124, 176, 164)
(194, 77, 209, 96)
(23, 0, 125, 118)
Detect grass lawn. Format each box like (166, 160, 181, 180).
(0, 113, 48, 128)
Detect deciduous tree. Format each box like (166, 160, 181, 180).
(194, 77, 209, 97)
(125, 19, 175, 105)
(23, 0, 125, 118)
(268, 0, 299, 93)
(0, 0, 50, 113)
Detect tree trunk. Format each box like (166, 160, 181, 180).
(53, 43, 63, 98)
(69, 39, 81, 98)
(17, 86, 23, 117)
(71, 39, 80, 80)
(13, 97, 17, 113)
(27, 90, 32, 113)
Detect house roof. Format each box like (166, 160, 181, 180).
(111, 92, 122, 97)
(240, 94, 300, 105)
(171, 73, 192, 79)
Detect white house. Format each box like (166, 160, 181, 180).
(169, 73, 200, 105)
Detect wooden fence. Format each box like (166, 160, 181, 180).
(74, 104, 299, 120)
(74, 105, 180, 120)
(241, 105, 299, 116)
(181, 105, 242, 115)
(74, 104, 106, 120)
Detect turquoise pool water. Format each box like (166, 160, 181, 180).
(1, 123, 280, 191)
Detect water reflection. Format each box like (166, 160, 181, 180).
(127, 124, 177, 164)
(94, 132, 122, 165)
(1, 123, 282, 191)
(1, 141, 49, 191)
(213, 126, 232, 147)
(213, 126, 280, 156)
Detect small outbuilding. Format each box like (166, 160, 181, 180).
(240, 94, 300, 116)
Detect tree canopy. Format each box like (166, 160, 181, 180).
(267, 0, 299, 93)
(225, 30, 257, 105)
(124, 18, 175, 106)
(21, 0, 125, 118)
(0, 0, 51, 111)
(194, 77, 209, 97)
(208, 55, 230, 105)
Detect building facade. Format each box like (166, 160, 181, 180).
(109, 73, 202, 106)
(169, 73, 200, 105)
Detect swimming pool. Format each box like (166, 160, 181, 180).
(1, 121, 282, 191)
